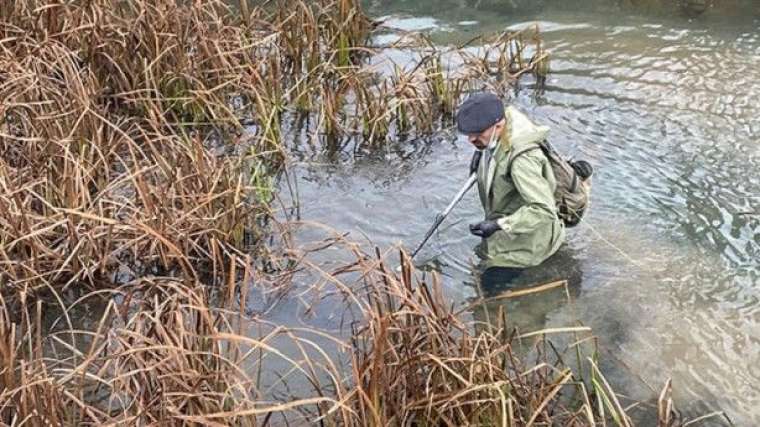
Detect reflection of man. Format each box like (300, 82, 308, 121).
(455, 92, 565, 289)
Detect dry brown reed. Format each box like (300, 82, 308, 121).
(1, 0, 546, 298)
(0, 0, 718, 425)
(0, 238, 712, 425)
(1, 0, 293, 303)
(0, 276, 322, 424)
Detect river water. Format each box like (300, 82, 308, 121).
(278, 1, 760, 424)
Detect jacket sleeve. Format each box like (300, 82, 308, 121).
(495, 151, 558, 234)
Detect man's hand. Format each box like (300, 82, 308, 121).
(469, 220, 501, 238)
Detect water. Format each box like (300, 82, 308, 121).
(279, 2, 760, 424)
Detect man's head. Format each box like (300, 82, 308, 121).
(456, 92, 506, 150)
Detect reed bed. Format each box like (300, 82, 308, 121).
(1, 239, 706, 425)
(1, 0, 290, 304)
(0, 0, 721, 425)
(1, 0, 546, 298)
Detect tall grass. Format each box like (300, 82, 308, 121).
(1, 238, 717, 424)
(0, 0, 724, 425)
(1, 0, 548, 299)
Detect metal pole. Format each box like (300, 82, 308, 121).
(410, 173, 478, 259)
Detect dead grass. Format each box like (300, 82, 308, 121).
(1, 0, 547, 298)
(0, 0, 723, 425)
(1, 238, 722, 425)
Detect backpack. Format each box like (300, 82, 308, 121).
(507, 140, 591, 227)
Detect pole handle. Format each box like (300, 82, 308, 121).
(410, 173, 477, 260)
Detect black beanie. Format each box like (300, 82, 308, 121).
(456, 92, 505, 134)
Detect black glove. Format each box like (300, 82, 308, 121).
(469, 220, 501, 238)
(469, 150, 482, 175)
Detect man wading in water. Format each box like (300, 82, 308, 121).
(456, 92, 590, 290)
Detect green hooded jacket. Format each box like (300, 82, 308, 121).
(475, 106, 565, 269)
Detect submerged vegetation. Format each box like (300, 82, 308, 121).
(0, 0, 729, 425)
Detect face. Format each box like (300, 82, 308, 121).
(465, 119, 505, 150)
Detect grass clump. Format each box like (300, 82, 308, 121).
(0, 0, 726, 425)
(1, 0, 548, 298)
(2, 243, 717, 425)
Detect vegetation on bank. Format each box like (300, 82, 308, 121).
(0, 0, 727, 425)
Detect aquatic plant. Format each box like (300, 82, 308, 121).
(0, 0, 727, 425)
(0, 238, 732, 425)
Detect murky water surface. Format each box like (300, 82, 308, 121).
(279, 2, 760, 424)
